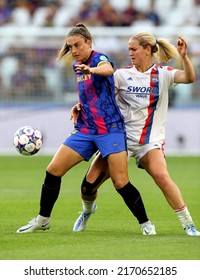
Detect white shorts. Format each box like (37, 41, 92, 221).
(127, 140, 165, 168)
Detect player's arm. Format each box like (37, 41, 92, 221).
(75, 62, 114, 76)
(174, 36, 195, 84)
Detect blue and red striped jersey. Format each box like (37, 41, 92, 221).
(74, 51, 125, 135)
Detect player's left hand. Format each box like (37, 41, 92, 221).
(75, 64, 91, 74)
(177, 36, 188, 58)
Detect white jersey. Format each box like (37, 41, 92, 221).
(114, 64, 177, 146)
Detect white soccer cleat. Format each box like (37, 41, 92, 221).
(16, 218, 51, 233)
(73, 203, 97, 232)
(184, 225, 200, 236)
(140, 220, 156, 235)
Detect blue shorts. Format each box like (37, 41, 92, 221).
(63, 130, 127, 161)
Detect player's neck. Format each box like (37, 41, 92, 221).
(136, 62, 153, 73)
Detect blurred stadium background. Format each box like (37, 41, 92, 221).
(0, 0, 200, 155)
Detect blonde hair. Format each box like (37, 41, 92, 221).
(131, 31, 179, 63)
(57, 23, 92, 60)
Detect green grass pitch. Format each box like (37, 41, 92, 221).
(0, 155, 200, 260)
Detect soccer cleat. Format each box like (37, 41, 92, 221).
(16, 218, 50, 233)
(140, 220, 156, 235)
(184, 225, 200, 236)
(73, 203, 97, 232)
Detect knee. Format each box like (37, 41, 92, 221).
(152, 172, 170, 189)
(112, 176, 129, 190)
(81, 178, 97, 196)
(47, 164, 65, 177)
(81, 172, 105, 196)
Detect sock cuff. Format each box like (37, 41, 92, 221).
(44, 171, 61, 189)
(174, 204, 186, 213)
(116, 181, 140, 199)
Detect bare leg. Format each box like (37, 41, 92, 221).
(140, 149, 185, 210)
(140, 149, 199, 234)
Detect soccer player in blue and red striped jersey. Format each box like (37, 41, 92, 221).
(16, 23, 155, 234)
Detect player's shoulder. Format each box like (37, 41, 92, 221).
(157, 64, 175, 72)
(157, 65, 177, 80)
(115, 65, 133, 74)
(118, 65, 133, 70)
(92, 50, 109, 60)
(92, 50, 112, 66)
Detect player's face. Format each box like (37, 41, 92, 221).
(128, 38, 150, 68)
(67, 35, 92, 62)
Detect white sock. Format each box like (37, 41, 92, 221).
(175, 206, 194, 228)
(36, 215, 50, 224)
(140, 220, 150, 226)
(82, 199, 95, 214)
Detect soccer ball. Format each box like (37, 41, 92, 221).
(13, 125, 43, 156)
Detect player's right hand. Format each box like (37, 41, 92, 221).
(70, 103, 81, 124)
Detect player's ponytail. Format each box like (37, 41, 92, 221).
(57, 40, 70, 60)
(154, 37, 179, 63)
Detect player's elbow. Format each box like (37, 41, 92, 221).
(189, 70, 196, 83)
(184, 73, 195, 84)
(189, 75, 195, 83)
(105, 63, 114, 76)
(186, 76, 195, 84)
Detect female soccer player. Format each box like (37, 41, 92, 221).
(71, 32, 200, 236)
(16, 24, 155, 235)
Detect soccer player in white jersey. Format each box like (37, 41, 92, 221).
(71, 32, 200, 236)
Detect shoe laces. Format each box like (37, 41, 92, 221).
(78, 211, 90, 222)
(28, 218, 37, 225)
(184, 224, 195, 232)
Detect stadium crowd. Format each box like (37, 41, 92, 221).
(1, 0, 200, 27)
(0, 0, 200, 106)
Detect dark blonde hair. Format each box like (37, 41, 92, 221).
(57, 23, 92, 60)
(131, 31, 179, 63)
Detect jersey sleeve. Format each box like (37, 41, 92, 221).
(114, 69, 122, 96)
(91, 52, 113, 68)
(164, 66, 178, 88)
